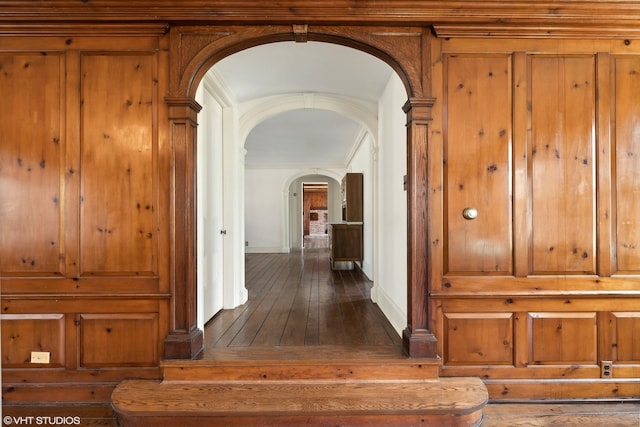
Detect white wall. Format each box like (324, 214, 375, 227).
(288, 175, 342, 250)
(374, 73, 408, 335)
(347, 132, 374, 279)
(244, 167, 344, 252)
(242, 74, 408, 336)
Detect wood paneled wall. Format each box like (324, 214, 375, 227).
(2, 1, 640, 403)
(0, 29, 169, 403)
(431, 38, 640, 398)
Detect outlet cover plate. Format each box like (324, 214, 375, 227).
(30, 351, 50, 364)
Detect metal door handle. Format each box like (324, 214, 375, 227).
(462, 207, 478, 220)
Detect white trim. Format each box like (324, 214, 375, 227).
(245, 247, 290, 254)
(345, 127, 370, 169)
(239, 93, 378, 153)
(374, 287, 405, 337)
(203, 69, 237, 107)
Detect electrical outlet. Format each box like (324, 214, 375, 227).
(30, 351, 50, 364)
(601, 360, 613, 378)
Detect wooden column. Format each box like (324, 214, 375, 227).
(163, 97, 204, 359)
(402, 97, 438, 358)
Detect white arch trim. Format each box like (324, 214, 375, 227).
(282, 168, 343, 193)
(280, 169, 344, 253)
(238, 92, 379, 147)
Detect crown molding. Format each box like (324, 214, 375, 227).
(0, 23, 169, 35)
(2, 1, 640, 34)
(433, 23, 640, 39)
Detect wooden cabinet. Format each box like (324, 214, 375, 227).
(329, 223, 363, 269)
(341, 173, 363, 222)
(331, 173, 364, 269)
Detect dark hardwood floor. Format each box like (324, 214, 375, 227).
(203, 235, 400, 353)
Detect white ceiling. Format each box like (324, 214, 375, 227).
(210, 41, 395, 167)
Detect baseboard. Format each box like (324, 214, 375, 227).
(374, 286, 406, 337)
(481, 378, 640, 401)
(2, 382, 117, 404)
(244, 246, 289, 253)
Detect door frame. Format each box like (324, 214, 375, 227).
(163, 24, 438, 359)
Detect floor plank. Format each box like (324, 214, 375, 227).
(204, 236, 400, 351)
(482, 402, 640, 426)
(5, 402, 640, 427)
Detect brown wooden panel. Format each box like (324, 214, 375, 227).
(613, 56, 640, 273)
(528, 312, 597, 365)
(611, 312, 640, 363)
(1, 314, 65, 368)
(80, 53, 157, 275)
(530, 55, 596, 274)
(444, 312, 513, 365)
(341, 173, 363, 222)
(80, 313, 158, 367)
(444, 54, 512, 274)
(0, 53, 64, 275)
(329, 223, 363, 262)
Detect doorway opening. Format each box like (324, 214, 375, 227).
(195, 40, 409, 351)
(302, 182, 329, 241)
(167, 26, 438, 359)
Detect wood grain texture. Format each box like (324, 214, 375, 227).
(0, 52, 65, 276)
(444, 54, 513, 275)
(5, 1, 640, 36)
(205, 240, 399, 349)
(5, 402, 639, 427)
(112, 378, 487, 426)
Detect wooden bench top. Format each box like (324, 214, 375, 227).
(112, 377, 488, 426)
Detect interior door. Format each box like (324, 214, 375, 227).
(198, 89, 225, 324)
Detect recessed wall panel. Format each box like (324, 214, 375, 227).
(611, 312, 640, 363)
(80, 313, 158, 367)
(444, 312, 514, 365)
(0, 314, 65, 368)
(0, 53, 64, 275)
(528, 312, 597, 365)
(444, 55, 513, 274)
(530, 55, 596, 274)
(80, 53, 157, 275)
(614, 56, 640, 273)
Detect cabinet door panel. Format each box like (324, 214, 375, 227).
(444, 312, 514, 365)
(610, 312, 640, 363)
(80, 313, 158, 367)
(0, 53, 64, 275)
(1, 314, 65, 368)
(530, 56, 596, 274)
(528, 312, 597, 365)
(80, 53, 157, 275)
(614, 56, 640, 273)
(444, 55, 513, 274)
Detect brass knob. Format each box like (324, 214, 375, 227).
(462, 207, 478, 220)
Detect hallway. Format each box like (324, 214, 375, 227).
(202, 236, 401, 358)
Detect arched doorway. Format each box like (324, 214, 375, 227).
(163, 24, 437, 359)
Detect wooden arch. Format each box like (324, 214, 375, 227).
(163, 24, 438, 359)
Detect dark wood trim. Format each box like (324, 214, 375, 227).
(403, 96, 438, 358)
(169, 25, 428, 99)
(167, 25, 439, 359)
(3, 1, 640, 36)
(163, 97, 203, 359)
